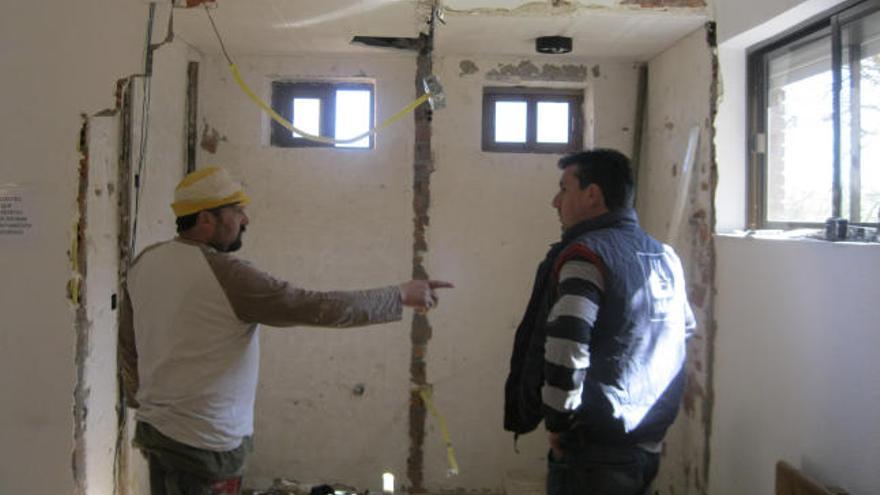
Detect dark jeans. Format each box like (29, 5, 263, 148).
(546, 441, 659, 495)
(135, 422, 251, 495)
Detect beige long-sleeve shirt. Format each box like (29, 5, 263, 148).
(119, 238, 402, 451)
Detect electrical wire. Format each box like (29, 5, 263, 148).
(130, 4, 167, 258)
(204, 4, 434, 145)
(205, 4, 233, 65)
(115, 5, 159, 491)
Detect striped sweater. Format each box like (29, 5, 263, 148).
(542, 256, 604, 432)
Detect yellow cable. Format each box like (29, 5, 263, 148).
(230, 64, 431, 146)
(417, 385, 460, 476)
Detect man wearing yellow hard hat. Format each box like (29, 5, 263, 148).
(120, 166, 452, 495)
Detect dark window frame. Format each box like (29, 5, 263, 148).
(482, 87, 584, 154)
(270, 81, 375, 149)
(747, 0, 880, 229)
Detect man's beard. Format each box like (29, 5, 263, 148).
(212, 227, 245, 253)
(225, 235, 243, 252)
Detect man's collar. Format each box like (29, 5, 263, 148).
(561, 208, 638, 242)
(175, 236, 217, 252)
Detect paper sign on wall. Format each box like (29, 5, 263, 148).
(0, 184, 35, 242)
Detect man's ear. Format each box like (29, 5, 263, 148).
(196, 210, 215, 227)
(586, 183, 606, 209)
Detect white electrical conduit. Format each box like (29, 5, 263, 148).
(666, 125, 701, 244)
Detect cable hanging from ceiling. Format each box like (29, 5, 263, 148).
(203, 4, 445, 146)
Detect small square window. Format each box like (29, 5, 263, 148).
(270, 82, 374, 149)
(482, 87, 583, 153)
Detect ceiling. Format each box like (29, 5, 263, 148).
(171, 0, 708, 61)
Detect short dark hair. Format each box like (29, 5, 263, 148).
(175, 204, 235, 233)
(175, 212, 200, 233)
(557, 148, 634, 209)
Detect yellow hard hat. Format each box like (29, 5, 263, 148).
(171, 166, 250, 217)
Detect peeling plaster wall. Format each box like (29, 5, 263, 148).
(0, 2, 147, 494)
(197, 53, 417, 491)
(711, 0, 880, 494)
(636, 27, 714, 494)
(425, 54, 640, 491)
(451, 56, 639, 152)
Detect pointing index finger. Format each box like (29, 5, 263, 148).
(427, 280, 454, 289)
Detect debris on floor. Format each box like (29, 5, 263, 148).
(247, 478, 364, 495)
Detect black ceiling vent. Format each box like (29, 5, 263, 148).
(351, 36, 420, 51)
(536, 36, 572, 54)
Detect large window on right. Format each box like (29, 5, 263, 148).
(749, 0, 880, 228)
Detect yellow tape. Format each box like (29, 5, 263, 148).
(418, 385, 460, 476)
(230, 64, 431, 145)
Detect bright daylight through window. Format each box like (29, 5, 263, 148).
(482, 87, 583, 153)
(750, 0, 880, 228)
(271, 82, 373, 149)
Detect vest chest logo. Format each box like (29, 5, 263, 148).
(636, 251, 676, 322)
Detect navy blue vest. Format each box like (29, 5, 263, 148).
(504, 208, 690, 445)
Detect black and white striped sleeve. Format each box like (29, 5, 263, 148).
(542, 257, 604, 432)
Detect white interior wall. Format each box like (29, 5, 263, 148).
(710, 237, 880, 494)
(711, 0, 880, 493)
(635, 27, 715, 494)
(197, 53, 417, 491)
(0, 3, 147, 493)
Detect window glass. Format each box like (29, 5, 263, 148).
(335, 89, 372, 149)
(842, 9, 880, 222)
(292, 98, 320, 139)
(766, 35, 834, 222)
(750, 0, 880, 228)
(536, 101, 570, 143)
(494, 101, 528, 143)
(271, 82, 374, 149)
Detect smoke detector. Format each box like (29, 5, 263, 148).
(536, 36, 572, 54)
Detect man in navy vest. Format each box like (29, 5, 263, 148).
(504, 149, 695, 495)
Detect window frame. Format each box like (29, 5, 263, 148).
(270, 81, 375, 150)
(747, 0, 880, 229)
(481, 87, 584, 154)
